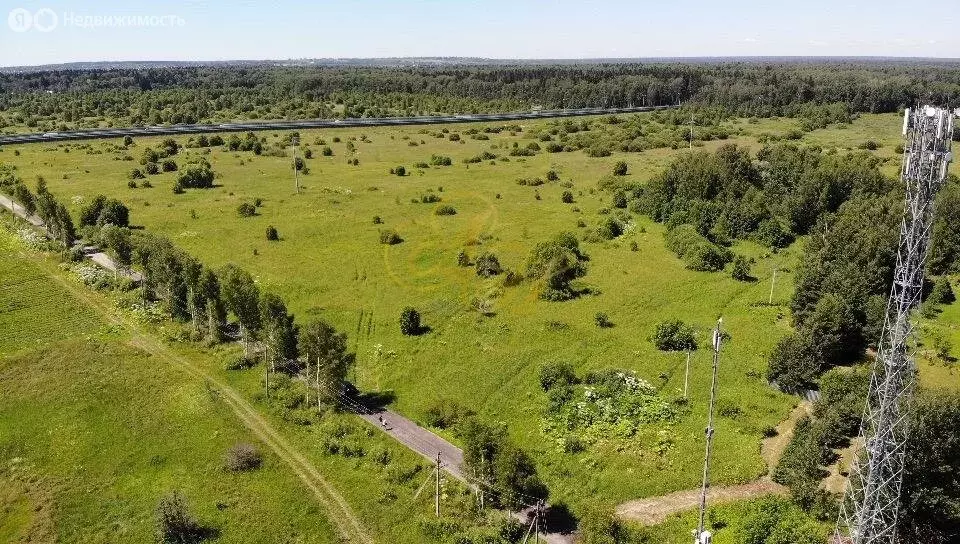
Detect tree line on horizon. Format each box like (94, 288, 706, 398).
(1, 61, 959, 131)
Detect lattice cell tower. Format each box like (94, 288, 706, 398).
(836, 105, 956, 544)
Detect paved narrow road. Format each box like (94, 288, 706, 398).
(0, 194, 142, 282)
(358, 409, 466, 481)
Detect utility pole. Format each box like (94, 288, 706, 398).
(316, 356, 322, 413)
(263, 345, 270, 399)
(695, 318, 723, 544)
(768, 267, 778, 305)
(292, 135, 300, 195)
(435, 451, 441, 517)
(535, 501, 542, 544)
(684, 350, 691, 399)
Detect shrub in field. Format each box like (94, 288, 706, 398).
(731, 255, 752, 281)
(546, 170, 559, 181)
(129, 168, 145, 180)
(379, 229, 402, 245)
(372, 215, 383, 224)
(434, 205, 457, 216)
(177, 158, 215, 189)
(651, 320, 697, 351)
(155, 491, 205, 543)
(79, 194, 130, 227)
(594, 312, 613, 328)
(399, 307, 422, 335)
(561, 191, 574, 204)
(665, 224, 732, 271)
(539, 361, 578, 391)
(613, 161, 628, 176)
(475, 252, 503, 277)
(429, 154, 452, 166)
(525, 232, 587, 301)
(929, 276, 956, 305)
(145, 162, 160, 175)
(611, 190, 627, 209)
(265, 225, 279, 241)
(224, 442, 262, 472)
(161, 159, 177, 172)
(237, 202, 257, 217)
(423, 399, 475, 430)
(543, 368, 675, 448)
(457, 249, 470, 267)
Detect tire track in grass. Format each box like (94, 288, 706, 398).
(30, 255, 373, 544)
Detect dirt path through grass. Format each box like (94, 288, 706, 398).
(616, 401, 811, 525)
(29, 252, 373, 544)
(615, 480, 788, 525)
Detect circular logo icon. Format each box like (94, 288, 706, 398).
(33, 8, 57, 32)
(8, 7, 32, 32)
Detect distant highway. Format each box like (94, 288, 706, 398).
(0, 106, 674, 145)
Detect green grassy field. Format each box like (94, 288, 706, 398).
(0, 225, 478, 543)
(2, 111, 956, 519)
(0, 228, 345, 543)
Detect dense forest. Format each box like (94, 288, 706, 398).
(1, 60, 960, 131)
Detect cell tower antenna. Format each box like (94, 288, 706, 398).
(836, 105, 955, 544)
(694, 317, 723, 544)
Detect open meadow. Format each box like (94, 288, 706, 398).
(2, 109, 958, 524)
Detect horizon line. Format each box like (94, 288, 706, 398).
(4, 54, 960, 71)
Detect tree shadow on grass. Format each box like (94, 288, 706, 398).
(543, 501, 578, 535)
(357, 389, 397, 411)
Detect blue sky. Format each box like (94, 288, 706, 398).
(1, 0, 958, 67)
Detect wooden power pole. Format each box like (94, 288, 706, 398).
(435, 452, 441, 517)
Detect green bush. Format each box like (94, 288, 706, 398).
(525, 232, 587, 301)
(399, 307, 421, 335)
(224, 442, 262, 472)
(665, 224, 732, 271)
(594, 312, 613, 328)
(434, 204, 457, 216)
(423, 399, 475, 429)
(651, 320, 697, 351)
(237, 202, 257, 217)
(732, 255, 752, 281)
(539, 361, 578, 391)
(612, 161, 628, 176)
(429, 154, 452, 166)
(475, 252, 503, 277)
(155, 491, 205, 543)
(265, 225, 279, 241)
(561, 190, 574, 204)
(379, 229, 402, 245)
(929, 276, 956, 305)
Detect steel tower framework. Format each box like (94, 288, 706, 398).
(837, 105, 955, 544)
